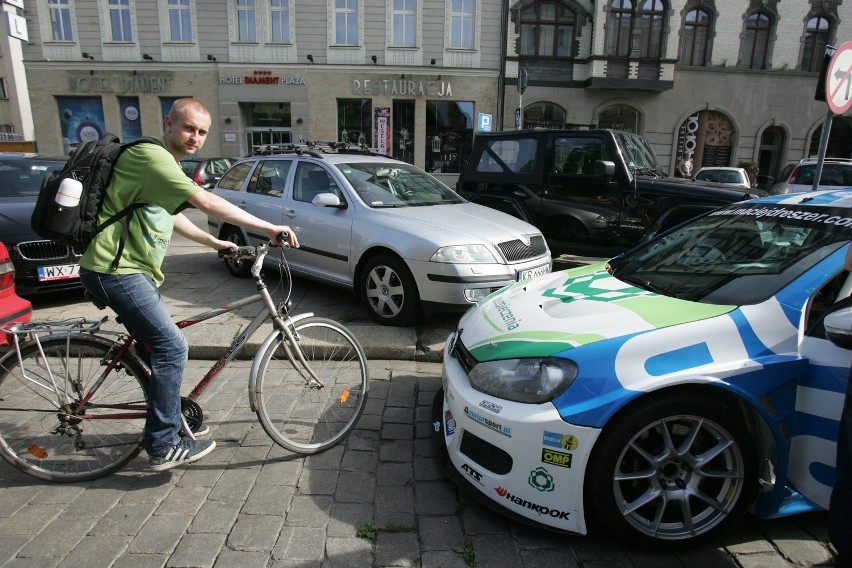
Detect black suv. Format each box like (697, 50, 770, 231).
(458, 129, 760, 256)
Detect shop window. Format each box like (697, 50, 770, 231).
(426, 101, 474, 173)
(676, 110, 736, 172)
(679, 7, 711, 66)
(450, 0, 475, 49)
(49, 0, 74, 42)
(740, 11, 773, 70)
(597, 104, 640, 134)
(801, 16, 831, 72)
(56, 96, 107, 156)
(270, 0, 291, 43)
(236, 0, 257, 43)
(523, 102, 566, 129)
(334, 0, 359, 46)
(393, 100, 415, 164)
(757, 126, 785, 190)
(392, 0, 416, 47)
(519, 2, 576, 59)
(606, 0, 666, 58)
(118, 96, 142, 142)
(167, 0, 192, 42)
(108, 0, 133, 42)
(338, 99, 372, 146)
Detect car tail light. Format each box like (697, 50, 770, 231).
(193, 170, 204, 185)
(0, 244, 15, 291)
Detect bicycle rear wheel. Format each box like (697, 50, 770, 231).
(255, 317, 368, 454)
(0, 335, 149, 482)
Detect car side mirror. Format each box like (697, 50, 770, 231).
(824, 305, 852, 349)
(594, 160, 616, 177)
(312, 192, 344, 208)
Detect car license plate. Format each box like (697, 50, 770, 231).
(517, 263, 550, 281)
(37, 264, 80, 281)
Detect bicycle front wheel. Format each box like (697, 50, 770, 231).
(0, 335, 148, 482)
(255, 317, 368, 454)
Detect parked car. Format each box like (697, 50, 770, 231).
(208, 145, 552, 326)
(771, 158, 852, 194)
(457, 129, 760, 257)
(180, 156, 236, 189)
(0, 242, 32, 347)
(435, 189, 852, 547)
(693, 166, 752, 188)
(0, 154, 79, 295)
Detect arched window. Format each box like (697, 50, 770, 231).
(801, 16, 831, 72)
(680, 8, 711, 66)
(742, 12, 772, 69)
(607, 0, 666, 58)
(607, 0, 634, 57)
(523, 102, 566, 129)
(520, 2, 576, 58)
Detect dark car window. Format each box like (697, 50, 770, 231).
(293, 163, 342, 203)
(0, 159, 64, 197)
(475, 138, 538, 174)
(207, 158, 233, 176)
(248, 160, 291, 197)
(553, 137, 607, 175)
(217, 161, 254, 191)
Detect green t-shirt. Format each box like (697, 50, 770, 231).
(80, 140, 202, 286)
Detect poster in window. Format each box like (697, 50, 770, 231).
(56, 96, 106, 156)
(119, 96, 142, 142)
(375, 107, 390, 156)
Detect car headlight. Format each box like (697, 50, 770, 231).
(468, 358, 578, 404)
(431, 244, 497, 264)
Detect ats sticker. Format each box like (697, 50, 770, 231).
(494, 487, 570, 519)
(445, 410, 456, 437)
(542, 448, 572, 468)
(478, 400, 502, 414)
(464, 406, 512, 437)
(461, 463, 483, 484)
(543, 431, 579, 450)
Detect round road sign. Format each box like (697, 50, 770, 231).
(827, 41, 852, 115)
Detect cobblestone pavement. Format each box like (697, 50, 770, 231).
(0, 360, 837, 568)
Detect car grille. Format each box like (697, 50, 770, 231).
(16, 240, 81, 261)
(497, 235, 547, 262)
(452, 336, 477, 374)
(460, 430, 513, 475)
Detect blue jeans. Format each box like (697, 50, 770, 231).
(80, 269, 187, 457)
(830, 365, 852, 568)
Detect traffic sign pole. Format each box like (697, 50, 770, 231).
(813, 42, 851, 191)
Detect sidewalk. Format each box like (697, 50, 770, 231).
(2, 213, 837, 567)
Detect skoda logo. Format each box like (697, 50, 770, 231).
(519, 234, 531, 247)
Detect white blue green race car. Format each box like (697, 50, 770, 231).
(434, 190, 852, 547)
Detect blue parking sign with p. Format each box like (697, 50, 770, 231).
(477, 113, 492, 132)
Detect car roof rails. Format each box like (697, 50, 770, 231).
(306, 141, 383, 156)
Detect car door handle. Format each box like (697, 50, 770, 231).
(284, 208, 296, 218)
(234, 200, 248, 209)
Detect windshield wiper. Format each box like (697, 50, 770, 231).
(619, 275, 673, 296)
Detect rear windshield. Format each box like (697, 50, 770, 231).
(795, 163, 852, 187)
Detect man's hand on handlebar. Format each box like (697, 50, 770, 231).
(269, 226, 299, 248)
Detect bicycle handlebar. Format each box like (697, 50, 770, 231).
(217, 232, 291, 259)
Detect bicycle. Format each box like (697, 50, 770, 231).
(0, 240, 369, 482)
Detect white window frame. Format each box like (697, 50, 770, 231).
(333, 0, 359, 46)
(391, 0, 416, 47)
(449, 0, 475, 50)
(46, 0, 75, 42)
(269, 0, 292, 44)
(167, 0, 193, 42)
(236, 0, 257, 43)
(0, 78, 8, 100)
(105, 0, 133, 42)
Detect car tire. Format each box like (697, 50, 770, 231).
(585, 391, 757, 548)
(361, 254, 422, 326)
(223, 227, 251, 278)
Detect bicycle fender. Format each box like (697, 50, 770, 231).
(247, 313, 314, 411)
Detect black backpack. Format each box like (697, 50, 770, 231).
(31, 133, 160, 270)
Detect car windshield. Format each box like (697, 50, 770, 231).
(696, 170, 744, 184)
(614, 131, 665, 175)
(609, 200, 852, 305)
(796, 163, 852, 187)
(335, 162, 465, 208)
(0, 159, 64, 198)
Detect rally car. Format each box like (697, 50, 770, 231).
(434, 189, 852, 547)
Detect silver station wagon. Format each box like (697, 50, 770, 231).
(208, 144, 552, 326)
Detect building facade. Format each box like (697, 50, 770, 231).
(14, 0, 852, 185)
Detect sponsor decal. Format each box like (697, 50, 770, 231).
(444, 410, 456, 437)
(461, 463, 483, 484)
(528, 467, 555, 492)
(541, 448, 572, 468)
(493, 297, 520, 330)
(432, 421, 441, 432)
(494, 487, 571, 519)
(464, 406, 512, 437)
(542, 431, 579, 450)
(478, 400, 502, 414)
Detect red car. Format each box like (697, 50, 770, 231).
(0, 241, 31, 347)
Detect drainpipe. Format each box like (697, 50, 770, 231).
(496, 0, 509, 131)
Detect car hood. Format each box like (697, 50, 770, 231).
(373, 202, 543, 243)
(0, 199, 38, 244)
(457, 262, 735, 362)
